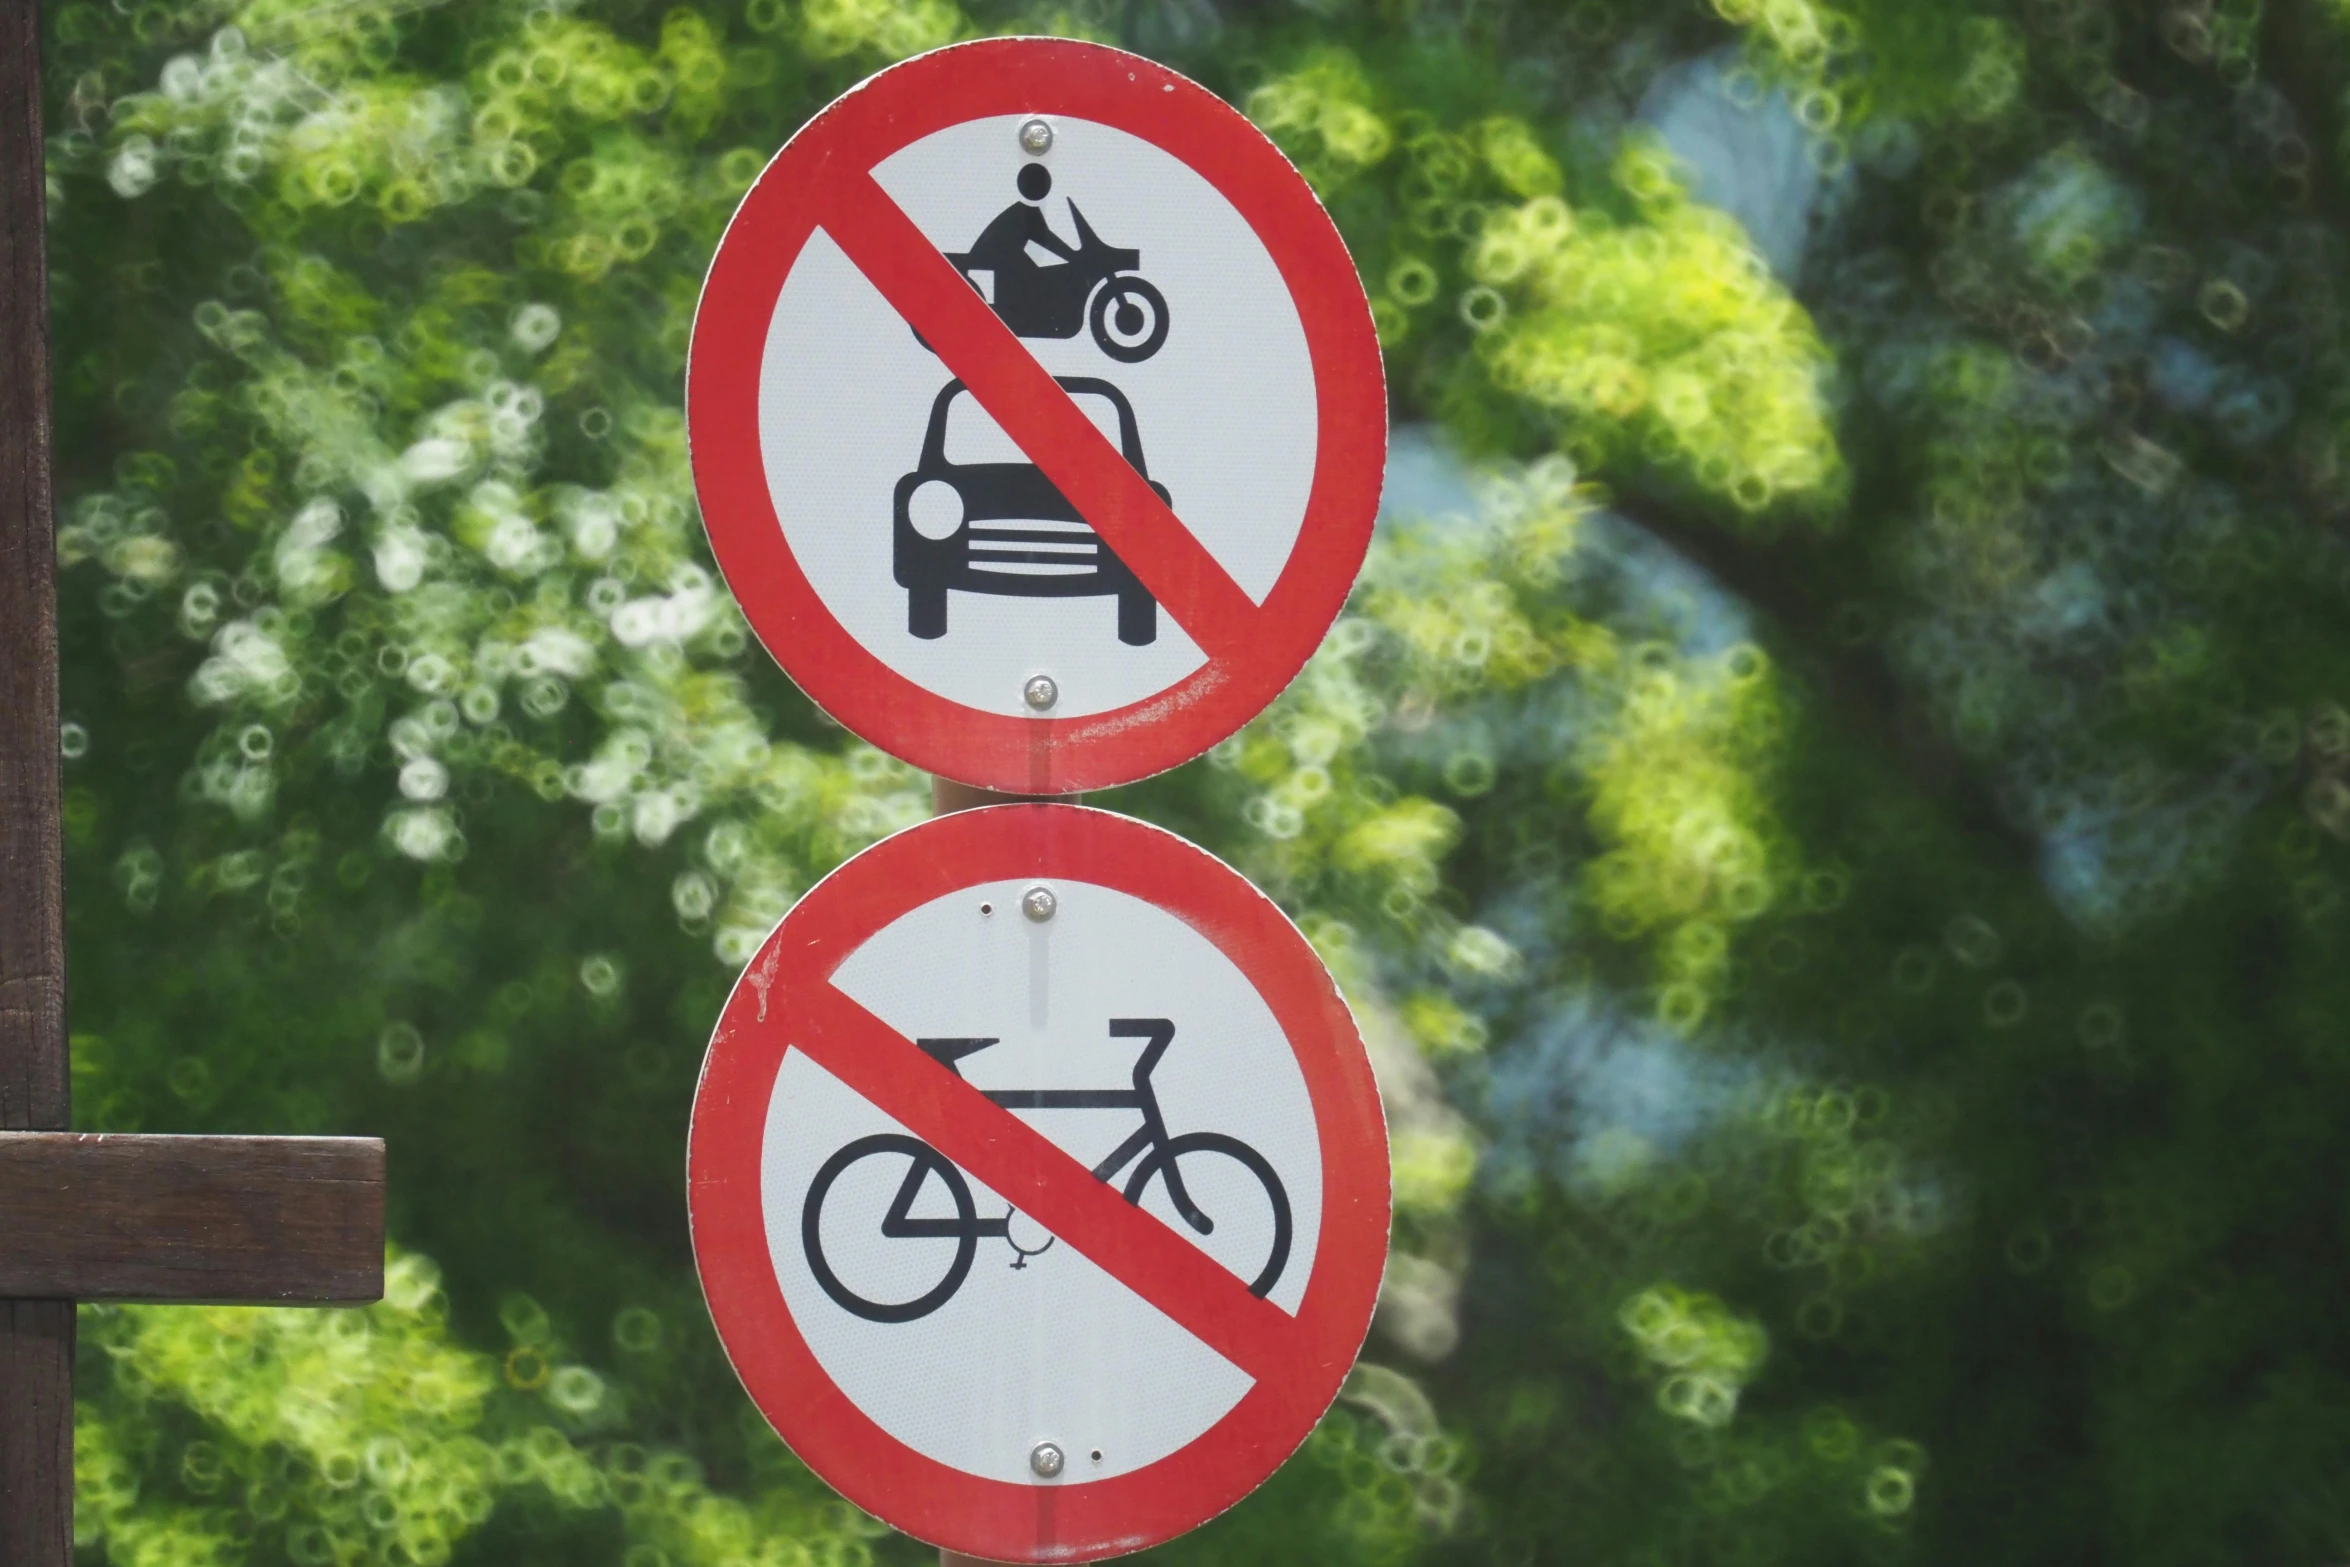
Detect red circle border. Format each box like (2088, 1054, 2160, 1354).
(687, 806, 1391, 1562)
(687, 38, 1387, 795)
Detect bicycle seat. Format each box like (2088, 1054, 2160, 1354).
(916, 1037, 998, 1073)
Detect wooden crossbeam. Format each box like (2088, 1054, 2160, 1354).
(0, 1134, 386, 1302)
(1, 12, 388, 1564)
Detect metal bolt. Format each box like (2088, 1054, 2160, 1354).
(1023, 674, 1059, 711)
(1019, 118, 1054, 155)
(1021, 885, 1057, 923)
(1030, 1441, 1065, 1479)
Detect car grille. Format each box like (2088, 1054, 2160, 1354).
(968, 519, 1102, 577)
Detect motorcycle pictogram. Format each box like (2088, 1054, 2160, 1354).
(921, 162, 1171, 363)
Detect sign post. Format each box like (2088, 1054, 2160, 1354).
(929, 780, 1053, 1567)
(0, 22, 387, 1564)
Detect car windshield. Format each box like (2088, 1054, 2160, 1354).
(942, 389, 1124, 466)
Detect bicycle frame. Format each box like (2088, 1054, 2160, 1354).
(911, 1019, 1210, 1231)
(805, 1019, 1292, 1320)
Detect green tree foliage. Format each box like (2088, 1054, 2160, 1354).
(36, 0, 2350, 1562)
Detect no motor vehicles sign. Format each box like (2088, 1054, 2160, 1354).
(688, 38, 1386, 793)
(687, 806, 1390, 1561)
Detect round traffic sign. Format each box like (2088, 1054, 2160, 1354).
(687, 806, 1390, 1561)
(688, 38, 1386, 794)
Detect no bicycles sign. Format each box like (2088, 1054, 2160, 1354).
(687, 37, 1386, 794)
(687, 807, 1390, 1561)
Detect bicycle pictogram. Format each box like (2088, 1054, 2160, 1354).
(801, 1018, 1292, 1324)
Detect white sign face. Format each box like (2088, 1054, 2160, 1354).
(759, 876, 1324, 1486)
(758, 115, 1317, 719)
(690, 39, 1385, 795)
(690, 799, 1390, 1561)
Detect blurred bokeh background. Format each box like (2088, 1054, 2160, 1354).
(36, 0, 2350, 1562)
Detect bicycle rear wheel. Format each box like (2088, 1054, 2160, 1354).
(1122, 1131, 1292, 1297)
(803, 1133, 977, 1323)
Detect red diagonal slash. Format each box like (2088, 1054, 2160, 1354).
(790, 978, 1299, 1384)
(818, 168, 1261, 665)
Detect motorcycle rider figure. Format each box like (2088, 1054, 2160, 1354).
(936, 161, 1171, 362)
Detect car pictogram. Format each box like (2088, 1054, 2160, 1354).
(893, 377, 1164, 647)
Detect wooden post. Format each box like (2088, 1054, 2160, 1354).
(1, 3, 76, 1557)
(0, 15, 387, 1562)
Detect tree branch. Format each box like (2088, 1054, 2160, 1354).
(1607, 489, 2042, 872)
(2261, 0, 2350, 230)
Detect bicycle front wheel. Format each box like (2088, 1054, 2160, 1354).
(802, 1133, 977, 1324)
(1122, 1131, 1293, 1297)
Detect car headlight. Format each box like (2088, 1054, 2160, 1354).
(906, 480, 963, 541)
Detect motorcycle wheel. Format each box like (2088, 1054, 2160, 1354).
(1089, 276, 1169, 363)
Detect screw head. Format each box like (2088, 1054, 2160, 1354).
(1030, 1441, 1065, 1479)
(1021, 885, 1057, 923)
(1023, 674, 1059, 711)
(1019, 117, 1054, 155)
